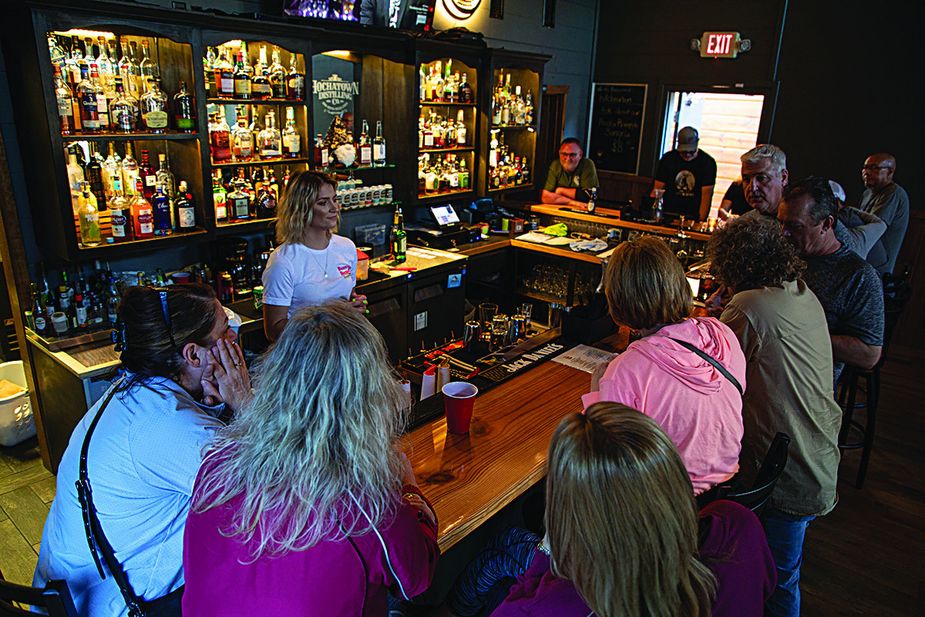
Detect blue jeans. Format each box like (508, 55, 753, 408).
(762, 508, 815, 617)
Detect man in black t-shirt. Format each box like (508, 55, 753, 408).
(653, 126, 717, 221)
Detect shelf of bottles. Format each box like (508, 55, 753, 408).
(47, 29, 206, 250)
(418, 58, 477, 200)
(204, 40, 308, 228)
(487, 68, 539, 193)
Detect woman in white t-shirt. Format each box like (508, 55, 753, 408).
(262, 171, 367, 341)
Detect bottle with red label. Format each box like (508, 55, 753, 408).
(130, 179, 154, 239)
(138, 149, 157, 199)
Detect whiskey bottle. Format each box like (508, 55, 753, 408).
(282, 107, 301, 158)
(231, 107, 255, 161)
(234, 51, 252, 99)
(214, 50, 235, 99)
(173, 81, 196, 132)
(358, 119, 372, 166)
(76, 65, 100, 133)
(174, 180, 196, 230)
(139, 78, 168, 133)
(257, 110, 282, 159)
(458, 72, 473, 104)
(121, 142, 140, 194)
(251, 46, 272, 101)
(286, 54, 305, 100)
(209, 112, 232, 162)
(268, 47, 286, 99)
(212, 171, 228, 224)
(227, 176, 251, 222)
(138, 149, 157, 199)
(53, 64, 75, 135)
(373, 120, 386, 167)
(391, 205, 407, 263)
(110, 77, 139, 132)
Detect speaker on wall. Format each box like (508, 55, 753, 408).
(542, 0, 556, 28)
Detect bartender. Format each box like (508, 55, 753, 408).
(541, 137, 600, 207)
(262, 171, 366, 342)
(652, 126, 717, 221)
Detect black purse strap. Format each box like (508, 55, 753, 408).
(75, 377, 148, 617)
(669, 338, 744, 396)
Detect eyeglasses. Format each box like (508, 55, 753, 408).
(861, 164, 892, 171)
(559, 152, 580, 159)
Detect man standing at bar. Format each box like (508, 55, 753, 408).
(652, 127, 717, 221)
(739, 144, 789, 220)
(778, 177, 884, 381)
(541, 137, 599, 208)
(859, 153, 910, 275)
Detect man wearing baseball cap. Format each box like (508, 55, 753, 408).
(652, 126, 717, 221)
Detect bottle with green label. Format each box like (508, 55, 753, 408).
(391, 205, 407, 264)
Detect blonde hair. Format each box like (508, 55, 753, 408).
(546, 403, 716, 617)
(740, 144, 787, 174)
(192, 302, 407, 558)
(275, 171, 337, 244)
(603, 236, 692, 330)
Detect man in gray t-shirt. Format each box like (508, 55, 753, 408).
(778, 177, 884, 381)
(859, 153, 910, 275)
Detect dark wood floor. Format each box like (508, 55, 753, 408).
(1, 358, 923, 614)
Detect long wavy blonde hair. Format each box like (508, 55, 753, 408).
(192, 302, 407, 558)
(275, 170, 337, 244)
(546, 402, 716, 617)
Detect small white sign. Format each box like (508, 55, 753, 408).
(413, 311, 428, 332)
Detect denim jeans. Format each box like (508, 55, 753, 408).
(762, 507, 816, 617)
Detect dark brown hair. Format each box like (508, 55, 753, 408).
(708, 217, 805, 291)
(117, 284, 219, 381)
(604, 236, 692, 330)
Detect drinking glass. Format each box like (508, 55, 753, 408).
(479, 302, 499, 329)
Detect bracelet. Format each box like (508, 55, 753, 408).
(536, 540, 551, 556)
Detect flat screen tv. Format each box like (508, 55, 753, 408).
(284, 0, 437, 32)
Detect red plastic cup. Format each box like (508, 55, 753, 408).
(442, 381, 478, 434)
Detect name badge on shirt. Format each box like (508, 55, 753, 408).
(337, 264, 353, 279)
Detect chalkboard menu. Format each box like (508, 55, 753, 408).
(587, 83, 647, 175)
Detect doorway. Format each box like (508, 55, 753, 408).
(660, 91, 765, 215)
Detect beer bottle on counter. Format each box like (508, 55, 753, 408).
(391, 205, 407, 264)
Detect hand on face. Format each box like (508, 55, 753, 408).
(201, 338, 252, 412)
(349, 291, 369, 315)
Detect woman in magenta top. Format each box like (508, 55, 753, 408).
(493, 403, 776, 617)
(182, 303, 439, 616)
(583, 236, 746, 494)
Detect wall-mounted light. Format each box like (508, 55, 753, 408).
(443, 0, 483, 21)
(490, 0, 504, 19)
(542, 0, 556, 28)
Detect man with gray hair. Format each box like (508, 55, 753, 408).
(739, 144, 789, 219)
(859, 153, 910, 275)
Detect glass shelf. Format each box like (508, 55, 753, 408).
(77, 228, 209, 252)
(206, 98, 306, 105)
(419, 146, 475, 154)
(62, 132, 199, 141)
(419, 101, 476, 107)
(211, 157, 310, 167)
(417, 188, 473, 201)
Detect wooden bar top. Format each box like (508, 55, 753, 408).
(529, 203, 712, 242)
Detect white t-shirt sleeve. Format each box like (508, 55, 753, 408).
(262, 249, 294, 307)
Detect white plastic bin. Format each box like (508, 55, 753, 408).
(0, 361, 36, 447)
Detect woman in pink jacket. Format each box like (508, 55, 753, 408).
(182, 303, 439, 615)
(583, 236, 746, 494)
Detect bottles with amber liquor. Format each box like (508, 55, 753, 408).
(391, 205, 407, 263)
(255, 170, 277, 218)
(209, 112, 232, 162)
(130, 179, 154, 239)
(108, 176, 132, 242)
(358, 119, 372, 166)
(286, 54, 305, 100)
(258, 110, 282, 159)
(140, 78, 168, 133)
(231, 107, 254, 161)
(53, 64, 75, 135)
(268, 47, 286, 98)
(234, 51, 252, 99)
(314, 134, 329, 168)
(121, 142, 139, 193)
(282, 107, 300, 158)
(251, 46, 272, 100)
(76, 65, 100, 132)
(458, 72, 473, 104)
(174, 180, 196, 230)
(455, 110, 467, 146)
(373, 120, 386, 167)
(110, 77, 138, 132)
(173, 81, 196, 132)
(77, 181, 101, 247)
(214, 50, 235, 99)
(212, 171, 228, 224)
(227, 176, 251, 222)
(203, 46, 217, 96)
(151, 184, 172, 236)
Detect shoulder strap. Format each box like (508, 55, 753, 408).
(75, 378, 148, 617)
(668, 338, 744, 396)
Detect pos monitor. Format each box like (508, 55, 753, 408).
(284, 1, 438, 32)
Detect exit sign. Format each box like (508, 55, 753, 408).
(694, 32, 750, 59)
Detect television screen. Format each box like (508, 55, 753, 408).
(284, 0, 437, 32)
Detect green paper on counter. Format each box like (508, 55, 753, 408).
(541, 223, 569, 237)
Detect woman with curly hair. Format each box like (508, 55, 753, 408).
(584, 236, 746, 495)
(709, 217, 842, 617)
(182, 302, 439, 615)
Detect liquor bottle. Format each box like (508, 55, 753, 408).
(66, 150, 85, 212)
(138, 149, 157, 199)
(108, 176, 132, 242)
(258, 110, 282, 159)
(373, 120, 386, 167)
(212, 171, 228, 224)
(209, 112, 232, 162)
(173, 81, 196, 132)
(77, 181, 102, 247)
(110, 77, 139, 132)
(31, 284, 49, 336)
(130, 179, 154, 238)
(422, 114, 434, 148)
(234, 51, 252, 99)
(174, 180, 196, 230)
(155, 153, 176, 200)
(314, 134, 329, 168)
(458, 158, 470, 190)
(151, 184, 172, 236)
(255, 169, 277, 218)
(444, 71, 457, 103)
(489, 131, 499, 168)
(286, 54, 305, 100)
(432, 61, 444, 102)
(121, 142, 140, 194)
(251, 46, 272, 101)
(86, 145, 107, 208)
(53, 64, 75, 135)
(455, 109, 466, 146)
(48, 34, 66, 69)
(231, 107, 254, 161)
(128, 41, 145, 97)
(391, 205, 407, 263)
(268, 47, 286, 99)
(214, 50, 235, 99)
(139, 78, 168, 133)
(458, 72, 473, 104)
(282, 107, 301, 158)
(358, 119, 372, 166)
(101, 143, 121, 197)
(76, 65, 100, 132)
(227, 176, 251, 222)
(96, 37, 115, 98)
(203, 46, 217, 96)
(521, 156, 531, 184)
(138, 40, 158, 92)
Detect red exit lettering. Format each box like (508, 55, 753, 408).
(707, 33, 734, 55)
